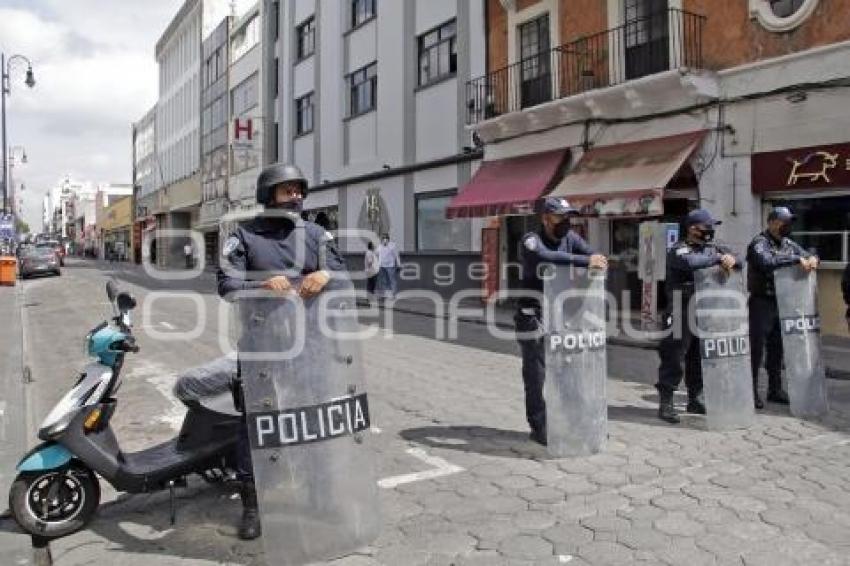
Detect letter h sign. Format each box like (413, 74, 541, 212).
(234, 118, 253, 149)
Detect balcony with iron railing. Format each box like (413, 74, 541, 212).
(466, 8, 707, 125)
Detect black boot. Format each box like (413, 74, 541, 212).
(238, 483, 262, 540)
(658, 392, 680, 424)
(754, 394, 764, 410)
(686, 398, 706, 415)
(529, 428, 547, 446)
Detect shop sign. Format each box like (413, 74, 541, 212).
(752, 142, 850, 193)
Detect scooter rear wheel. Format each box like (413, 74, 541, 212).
(9, 465, 100, 538)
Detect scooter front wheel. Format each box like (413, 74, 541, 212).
(9, 465, 100, 538)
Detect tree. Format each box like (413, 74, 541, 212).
(15, 218, 30, 234)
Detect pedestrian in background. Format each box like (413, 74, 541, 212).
(657, 209, 743, 424)
(516, 197, 608, 445)
(746, 206, 817, 409)
(364, 241, 380, 300)
(184, 241, 194, 269)
(377, 233, 401, 299)
(842, 261, 850, 333)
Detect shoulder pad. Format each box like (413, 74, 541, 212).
(523, 233, 539, 251)
(222, 235, 242, 257)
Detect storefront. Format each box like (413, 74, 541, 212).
(751, 141, 850, 337)
(448, 131, 705, 325)
(98, 197, 133, 261)
(550, 131, 705, 324)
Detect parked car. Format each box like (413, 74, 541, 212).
(36, 241, 64, 266)
(20, 247, 61, 279)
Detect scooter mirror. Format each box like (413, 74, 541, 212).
(106, 281, 118, 302)
(117, 292, 136, 313)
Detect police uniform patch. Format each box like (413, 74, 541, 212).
(675, 246, 690, 256)
(322, 231, 335, 242)
(222, 236, 241, 257)
(524, 236, 538, 251)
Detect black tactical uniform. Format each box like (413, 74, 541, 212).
(216, 163, 346, 540)
(516, 197, 595, 444)
(657, 209, 743, 423)
(747, 208, 812, 406)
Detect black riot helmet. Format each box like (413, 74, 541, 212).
(256, 163, 309, 206)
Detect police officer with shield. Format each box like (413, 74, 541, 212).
(516, 197, 608, 445)
(657, 209, 743, 424)
(217, 163, 346, 539)
(746, 206, 818, 409)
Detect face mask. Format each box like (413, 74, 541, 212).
(553, 220, 570, 240)
(778, 224, 792, 238)
(268, 198, 303, 215)
(692, 226, 714, 243)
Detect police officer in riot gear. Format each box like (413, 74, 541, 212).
(217, 163, 346, 540)
(747, 206, 818, 409)
(516, 197, 608, 445)
(657, 209, 743, 424)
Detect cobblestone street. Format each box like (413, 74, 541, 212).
(2, 263, 849, 565)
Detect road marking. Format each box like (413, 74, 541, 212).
(558, 556, 574, 563)
(378, 447, 464, 489)
(159, 321, 176, 330)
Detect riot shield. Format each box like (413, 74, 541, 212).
(544, 266, 607, 457)
(774, 267, 828, 418)
(693, 267, 754, 431)
(237, 278, 380, 565)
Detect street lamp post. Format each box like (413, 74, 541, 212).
(8, 145, 26, 220)
(1, 52, 36, 217)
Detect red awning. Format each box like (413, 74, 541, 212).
(549, 130, 706, 217)
(446, 149, 569, 219)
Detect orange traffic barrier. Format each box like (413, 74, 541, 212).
(0, 256, 17, 286)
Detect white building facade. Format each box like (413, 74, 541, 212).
(263, 0, 487, 291)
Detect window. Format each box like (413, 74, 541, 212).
(418, 19, 457, 86)
(749, 0, 818, 32)
(764, 196, 850, 263)
(295, 92, 315, 135)
(231, 73, 259, 116)
(769, 0, 806, 17)
(297, 17, 316, 60)
(416, 191, 472, 251)
(231, 15, 260, 63)
(273, 1, 280, 40)
(351, 0, 376, 29)
(273, 57, 279, 98)
(273, 122, 280, 162)
(304, 207, 339, 231)
(348, 62, 377, 117)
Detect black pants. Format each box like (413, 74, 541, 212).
(515, 311, 546, 434)
(366, 275, 378, 295)
(749, 295, 783, 396)
(656, 313, 703, 400)
(232, 368, 254, 484)
(185, 256, 193, 269)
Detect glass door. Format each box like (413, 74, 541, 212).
(518, 14, 552, 108)
(624, 0, 669, 80)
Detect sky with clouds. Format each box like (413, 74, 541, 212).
(0, 0, 184, 231)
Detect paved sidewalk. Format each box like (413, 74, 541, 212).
(0, 284, 32, 565)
